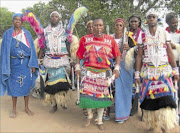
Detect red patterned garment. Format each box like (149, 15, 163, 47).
(76, 34, 121, 69)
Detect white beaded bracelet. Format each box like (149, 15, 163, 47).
(114, 64, 120, 72)
(173, 67, 179, 76)
(75, 64, 81, 71)
(134, 71, 140, 79)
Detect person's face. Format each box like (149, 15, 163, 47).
(114, 21, 124, 34)
(50, 13, 60, 26)
(129, 17, 140, 30)
(13, 16, 22, 28)
(93, 19, 104, 37)
(87, 23, 93, 34)
(168, 18, 178, 31)
(147, 14, 158, 27)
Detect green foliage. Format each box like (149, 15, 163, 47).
(0, 7, 13, 37)
(167, 0, 180, 14)
(1, 0, 179, 38)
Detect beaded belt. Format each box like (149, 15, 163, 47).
(146, 63, 168, 68)
(86, 70, 106, 78)
(46, 54, 68, 59)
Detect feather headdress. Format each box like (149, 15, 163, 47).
(22, 10, 45, 48)
(67, 6, 88, 43)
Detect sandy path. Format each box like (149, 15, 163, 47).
(0, 92, 179, 133)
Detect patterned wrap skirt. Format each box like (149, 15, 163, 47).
(79, 67, 113, 109)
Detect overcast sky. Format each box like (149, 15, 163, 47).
(1, 0, 51, 12)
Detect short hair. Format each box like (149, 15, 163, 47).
(128, 15, 142, 28)
(93, 18, 104, 25)
(166, 12, 178, 24)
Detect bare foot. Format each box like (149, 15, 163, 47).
(97, 124, 105, 131)
(61, 105, 67, 110)
(49, 105, 58, 113)
(9, 110, 16, 118)
(147, 128, 162, 133)
(85, 119, 91, 127)
(161, 127, 167, 133)
(25, 108, 34, 116)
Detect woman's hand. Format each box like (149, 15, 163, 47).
(123, 42, 130, 50)
(75, 70, 81, 77)
(135, 78, 141, 86)
(38, 59, 43, 65)
(113, 70, 119, 79)
(31, 68, 36, 73)
(174, 75, 179, 82)
(170, 42, 176, 49)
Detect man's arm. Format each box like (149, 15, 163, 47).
(111, 38, 121, 78)
(113, 55, 121, 79)
(167, 42, 177, 67)
(135, 46, 143, 85)
(65, 39, 71, 57)
(38, 48, 45, 59)
(166, 42, 179, 81)
(136, 47, 143, 71)
(115, 55, 121, 66)
(75, 37, 85, 76)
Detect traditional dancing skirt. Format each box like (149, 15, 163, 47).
(44, 67, 71, 94)
(139, 64, 178, 129)
(44, 66, 71, 106)
(139, 64, 177, 110)
(79, 67, 113, 109)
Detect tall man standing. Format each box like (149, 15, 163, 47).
(135, 11, 179, 132)
(39, 11, 71, 113)
(75, 19, 121, 130)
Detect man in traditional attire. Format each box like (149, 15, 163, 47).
(165, 12, 180, 106)
(39, 11, 71, 113)
(135, 10, 179, 132)
(0, 13, 39, 118)
(75, 19, 121, 130)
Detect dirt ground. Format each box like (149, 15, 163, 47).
(0, 91, 180, 133)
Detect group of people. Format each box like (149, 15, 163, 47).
(0, 9, 179, 133)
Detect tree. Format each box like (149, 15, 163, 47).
(1, 0, 179, 38)
(167, 0, 180, 15)
(46, 0, 178, 36)
(0, 7, 13, 37)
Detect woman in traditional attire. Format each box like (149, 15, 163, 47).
(0, 13, 39, 118)
(40, 11, 71, 113)
(76, 19, 121, 130)
(135, 10, 179, 132)
(86, 20, 93, 34)
(127, 15, 145, 116)
(82, 20, 94, 117)
(110, 18, 134, 123)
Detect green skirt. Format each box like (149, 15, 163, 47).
(79, 94, 113, 109)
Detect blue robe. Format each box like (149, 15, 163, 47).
(115, 61, 134, 121)
(0, 27, 38, 96)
